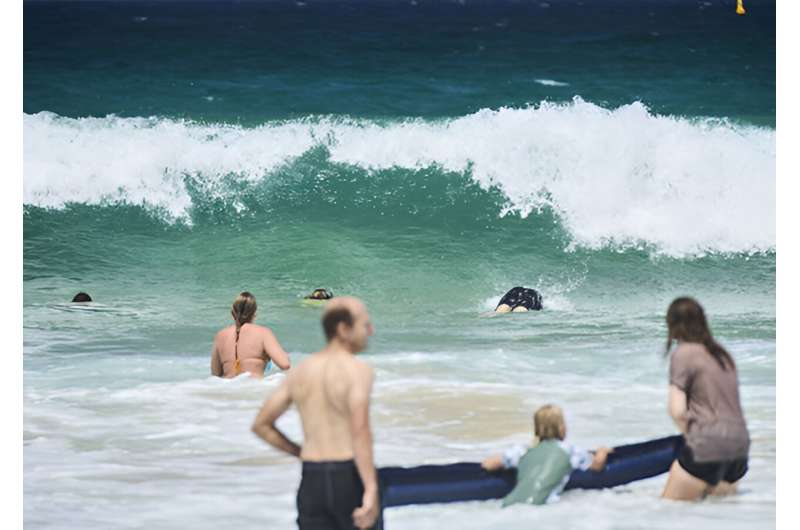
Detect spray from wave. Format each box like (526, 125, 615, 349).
(24, 98, 775, 256)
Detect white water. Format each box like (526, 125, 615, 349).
(24, 340, 775, 530)
(24, 99, 775, 257)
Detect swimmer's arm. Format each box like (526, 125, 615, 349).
(263, 329, 291, 370)
(210, 339, 223, 377)
(668, 384, 689, 434)
(251, 380, 301, 457)
(481, 455, 504, 472)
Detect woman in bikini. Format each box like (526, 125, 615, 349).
(210, 291, 291, 378)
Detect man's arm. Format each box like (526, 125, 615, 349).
(349, 364, 379, 530)
(668, 384, 689, 434)
(210, 338, 223, 377)
(263, 329, 291, 370)
(251, 379, 301, 457)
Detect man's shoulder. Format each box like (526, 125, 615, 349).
(307, 352, 373, 380)
(334, 354, 373, 377)
(351, 357, 373, 376)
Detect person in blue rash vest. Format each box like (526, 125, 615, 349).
(482, 404, 612, 505)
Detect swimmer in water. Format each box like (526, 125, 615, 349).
(305, 288, 334, 301)
(210, 291, 291, 378)
(495, 286, 543, 313)
(72, 292, 92, 303)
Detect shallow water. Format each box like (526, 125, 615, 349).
(24, 1, 775, 528)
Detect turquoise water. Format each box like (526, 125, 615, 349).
(24, 1, 775, 529)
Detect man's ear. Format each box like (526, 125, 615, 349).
(336, 321, 348, 339)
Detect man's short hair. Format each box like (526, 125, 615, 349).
(322, 306, 353, 341)
(72, 292, 92, 303)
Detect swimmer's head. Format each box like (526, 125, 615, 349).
(306, 288, 334, 300)
(72, 292, 92, 303)
(321, 296, 373, 353)
(533, 404, 566, 442)
(231, 291, 257, 328)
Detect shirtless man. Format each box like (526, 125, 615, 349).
(211, 292, 291, 378)
(252, 297, 378, 530)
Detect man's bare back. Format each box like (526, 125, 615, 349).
(291, 351, 373, 461)
(211, 323, 291, 378)
(252, 297, 379, 530)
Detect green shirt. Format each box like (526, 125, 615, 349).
(502, 440, 573, 506)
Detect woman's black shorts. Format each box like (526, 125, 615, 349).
(677, 444, 748, 486)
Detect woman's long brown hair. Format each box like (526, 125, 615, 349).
(231, 292, 257, 373)
(665, 297, 734, 370)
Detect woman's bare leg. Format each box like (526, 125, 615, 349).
(661, 460, 709, 501)
(708, 480, 739, 496)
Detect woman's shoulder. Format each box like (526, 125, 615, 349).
(671, 341, 707, 362)
(243, 323, 275, 337)
(215, 325, 235, 338)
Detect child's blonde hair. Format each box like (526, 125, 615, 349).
(533, 404, 566, 442)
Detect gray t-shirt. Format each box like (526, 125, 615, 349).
(670, 342, 750, 462)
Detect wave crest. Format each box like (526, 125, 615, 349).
(24, 98, 775, 256)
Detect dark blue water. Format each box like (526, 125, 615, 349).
(24, 0, 775, 124)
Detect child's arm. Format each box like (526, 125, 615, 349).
(481, 455, 504, 471)
(482, 444, 526, 472)
(588, 446, 613, 471)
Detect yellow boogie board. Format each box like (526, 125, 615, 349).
(300, 299, 328, 308)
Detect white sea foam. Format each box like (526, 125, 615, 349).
(534, 78, 569, 86)
(24, 99, 775, 256)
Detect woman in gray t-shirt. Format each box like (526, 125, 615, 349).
(661, 297, 750, 501)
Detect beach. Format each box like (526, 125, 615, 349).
(23, 1, 775, 528)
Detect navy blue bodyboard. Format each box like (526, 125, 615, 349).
(378, 435, 683, 508)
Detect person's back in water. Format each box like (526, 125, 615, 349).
(495, 287, 543, 313)
(211, 292, 291, 378)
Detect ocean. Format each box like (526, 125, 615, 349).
(23, 1, 775, 529)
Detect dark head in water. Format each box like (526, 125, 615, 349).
(665, 297, 734, 370)
(495, 286, 543, 313)
(306, 288, 334, 301)
(72, 292, 92, 303)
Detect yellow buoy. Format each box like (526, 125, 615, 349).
(736, 0, 746, 15)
